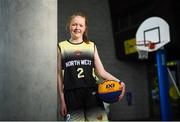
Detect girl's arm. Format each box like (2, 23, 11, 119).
(94, 46, 125, 100)
(57, 47, 67, 116)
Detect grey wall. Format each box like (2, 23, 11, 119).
(58, 0, 150, 120)
(0, 0, 57, 120)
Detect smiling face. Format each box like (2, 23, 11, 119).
(69, 16, 86, 40)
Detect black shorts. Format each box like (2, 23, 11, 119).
(64, 87, 104, 112)
(64, 87, 108, 121)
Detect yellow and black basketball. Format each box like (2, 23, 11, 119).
(98, 80, 122, 103)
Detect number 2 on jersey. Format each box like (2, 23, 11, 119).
(77, 68, 84, 78)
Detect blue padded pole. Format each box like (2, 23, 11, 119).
(156, 47, 171, 120)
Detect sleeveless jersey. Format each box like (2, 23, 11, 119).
(58, 40, 98, 90)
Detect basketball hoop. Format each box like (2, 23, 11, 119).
(136, 41, 156, 60)
(147, 42, 156, 50)
(137, 49, 149, 59)
(135, 17, 172, 120)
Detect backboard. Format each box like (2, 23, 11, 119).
(136, 17, 170, 52)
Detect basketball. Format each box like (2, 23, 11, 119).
(98, 80, 122, 103)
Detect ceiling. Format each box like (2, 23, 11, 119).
(109, 0, 156, 15)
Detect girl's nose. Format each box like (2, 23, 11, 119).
(76, 25, 80, 29)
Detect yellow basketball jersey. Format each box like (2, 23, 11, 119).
(58, 40, 98, 90)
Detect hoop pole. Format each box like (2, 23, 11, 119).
(156, 47, 172, 120)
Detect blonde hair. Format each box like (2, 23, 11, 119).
(66, 12, 89, 44)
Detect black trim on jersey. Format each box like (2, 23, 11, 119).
(57, 43, 61, 53)
(67, 39, 84, 45)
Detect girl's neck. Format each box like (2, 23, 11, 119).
(69, 38, 83, 44)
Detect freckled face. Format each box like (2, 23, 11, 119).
(69, 16, 86, 40)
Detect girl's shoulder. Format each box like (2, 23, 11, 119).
(87, 40, 96, 45)
(58, 40, 69, 45)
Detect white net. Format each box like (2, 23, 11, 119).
(137, 49, 148, 59)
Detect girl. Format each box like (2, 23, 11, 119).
(57, 12, 125, 121)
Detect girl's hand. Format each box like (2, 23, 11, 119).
(118, 81, 126, 101)
(60, 100, 67, 117)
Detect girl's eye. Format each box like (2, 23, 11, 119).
(72, 24, 76, 26)
(80, 24, 83, 27)
(71, 23, 84, 28)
